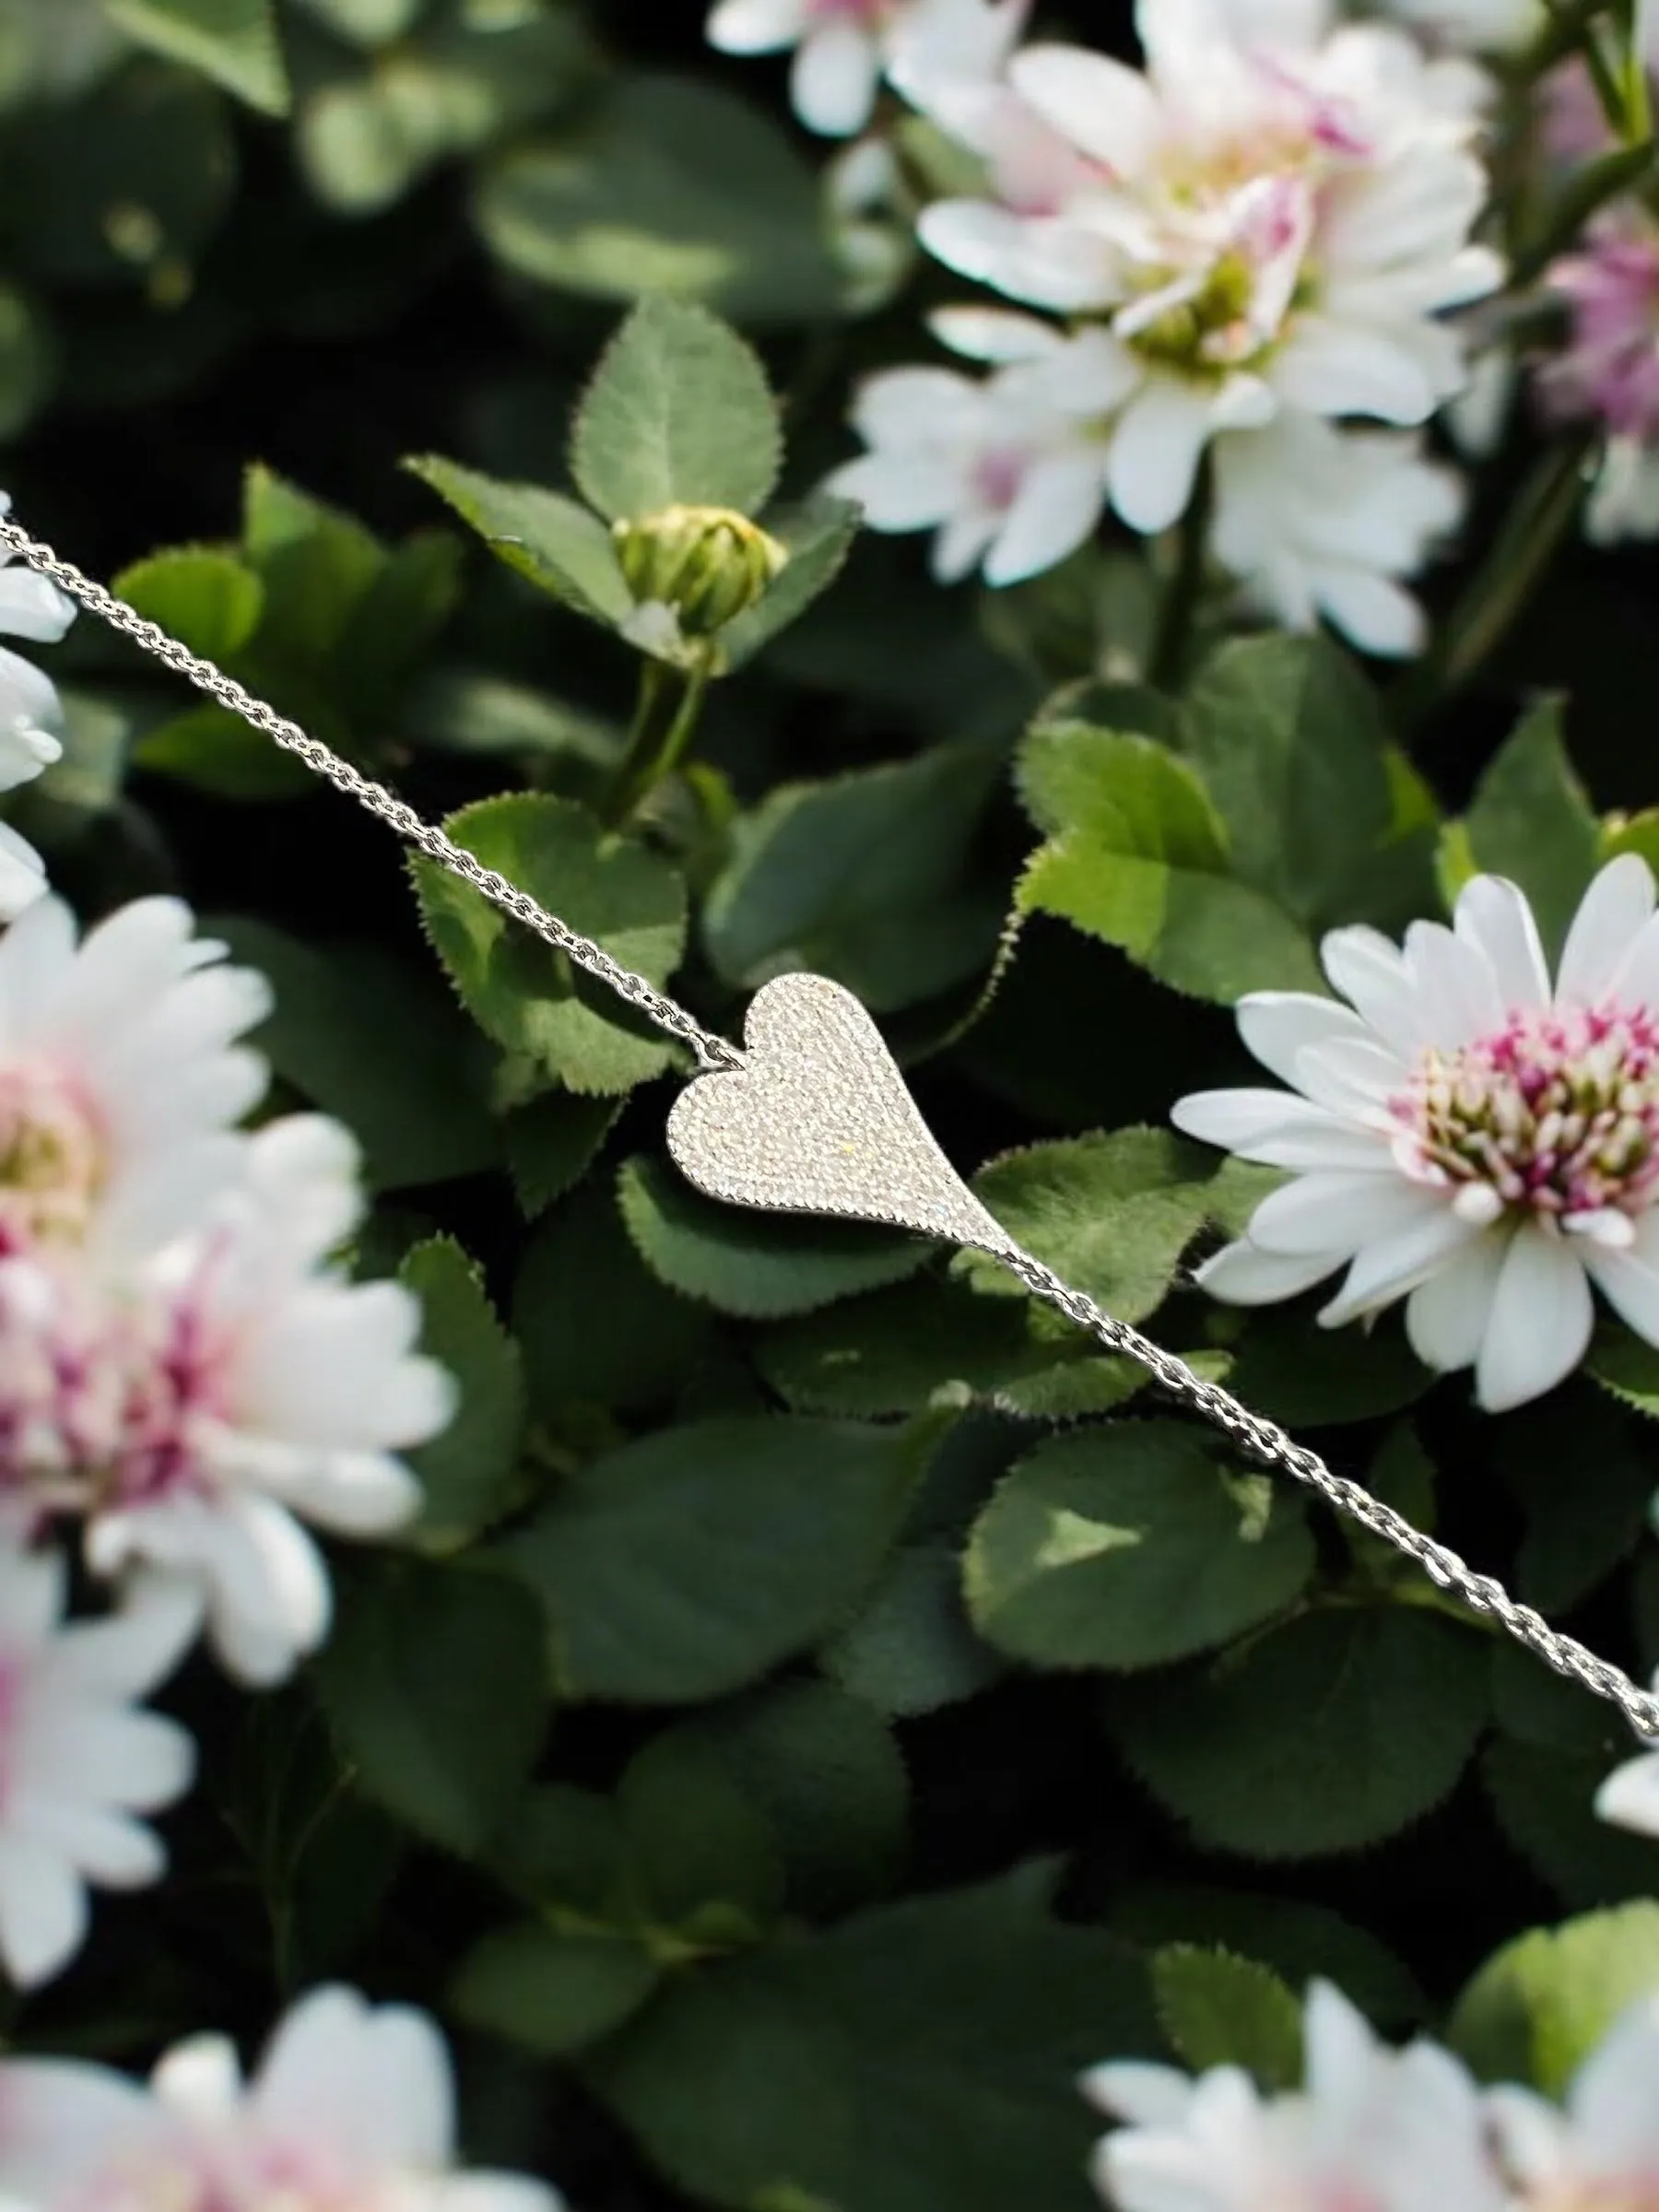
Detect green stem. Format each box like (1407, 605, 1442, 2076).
(1397, 430, 1594, 731)
(1149, 454, 1213, 691)
(603, 654, 712, 829)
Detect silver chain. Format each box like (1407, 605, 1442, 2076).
(0, 518, 743, 1077)
(10, 513, 1658, 1742)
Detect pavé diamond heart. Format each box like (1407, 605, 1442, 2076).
(666, 971, 1019, 1259)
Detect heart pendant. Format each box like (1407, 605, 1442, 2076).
(666, 972, 1020, 1260)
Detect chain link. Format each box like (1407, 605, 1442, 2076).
(1003, 1251, 1659, 1741)
(0, 517, 743, 1076)
(12, 512, 1658, 1741)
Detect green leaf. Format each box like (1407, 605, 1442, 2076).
(618, 1732, 786, 1934)
(500, 1416, 925, 1703)
(133, 702, 318, 801)
(706, 743, 1003, 1013)
(572, 296, 781, 524)
(1503, 1388, 1653, 1611)
(475, 75, 841, 325)
(316, 1557, 551, 1858)
(1182, 635, 1394, 927)
(0, 283, 53, 441)
(502, 1090, 620, 1218)
(668, 1679, 912, 1916)
(1214, 1309, 1433, 1427)
(721, 494, 863, 671)
(1016, 726, 1323, 1003)
(618, 1153, 928, 1320)
(411, 794, 688, 1095)
(406, 455, 633, 628)
(1483, 1736, 1659, 1914)
(959, 1128, 1257, 1324)
(759, 1275, 1147, 1423)
(513, 1182, 712, 1422)
(241, 465, 385, 667)
(396, 1238, 525, 1552)
(105, 0, 289, 114)
(1450, 1902, 1659, 2091)
(1106, 1606, 1490, 1860)
(967, 1423, 1313, 1672)
(1442, 698, 1599, 959)
(112, 547, 265, 659)
(1153, 1947, 1304, 2089)
(210, 918, 499, 1190)
(822, 1542, 1005, 1718)
(589, 1869, 1156, 2212)
(1106, 1882, 1425, 2030)
(455, 1925, 662, 2058)
(1588, 1324, 1659, 1418)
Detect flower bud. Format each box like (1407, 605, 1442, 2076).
(613, 504, 788, 637)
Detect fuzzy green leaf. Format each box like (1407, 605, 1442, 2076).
(572, 296, 781, 522)
(112, 547, 265, 659)
(397, 1237, 525, 1552)
(1016, 726, 1323, 1003)
(618, 1153, 928, 1320)
(500, 1417, 927, 1703)
(406, 456, 632, 627)
(455, 1926, 662, 2058)
(721, 493, 863, 669)
(1441, 698, 1600, 959)
(967, 1423, 1314, 1672)
(317, 1558, 550, 1858)
(412, 794, 688, 1095)
(1153, 1946, 1305, 2089)
(1106, 1606, 1490, 1860)
(822, 1542, 1005, 1718)
(1450, 1901, 1659, 2091)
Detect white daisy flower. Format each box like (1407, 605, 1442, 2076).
(1487, 1994, 1659, 2199)
(707, 0, 1026, 138)
(1594, 1672, 1659, 1837)
(1174, 855, 1659, 1411)
(0, 1983, 566, 2212)
(1211, 410, 1465, 655)
(917, 0, 1501, 531)
(0, 495, 75, 923)
(0, 896, 270, 1270)
(0, 1542, 198, 1988)
(1087, 1980, 1506, 2212)
(827, 311, 1128, 582)
(75, 1116, 454, 1686)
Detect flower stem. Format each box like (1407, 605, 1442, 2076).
(1397, 429, 1594, 728)
(1149, 454, 1214, 691)
(603, 655, 713, 829)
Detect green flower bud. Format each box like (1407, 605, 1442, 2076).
(613, 504, 787, 637)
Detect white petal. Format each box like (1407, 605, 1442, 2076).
(1474, 1226, 1595, 1411)
(1108, 378, 1214, 535)
(929, 307, 1064, 364)
(1303, 1981, 1379, 2105)
(1234, 990, 1368, 1087)
(1010, 44, 1162, 172)
(1405, 1230, 1506, 1372)
(0, 567, 74, 645)
(1594, 1752, 1659, 1840)
(1317, 568, 1426, 658)
(0, 823, 48, 921)
(792, 19, 881, 135)
(1272, 317, 1437, 422)
(1453, 875, 1550, 1014)
(0, 1833, 87, 1987)
(1565, 1994, 1659, 2162)
(984, 449, 1109, 584)
(1079, 2061, 1195, 2126)
(1249, 1168, 1436, 1256)
(1191, 1238, 1344, 1304)
(1318, 1202, 1481, 1326)
(1558, 853, 1657, 1007)
(827, 453, 964, 532)
(1320, 925, 1424, 1058)
(1171, 1088, 1382, 1169)
(706, 0, 808, 54)
(253, 1988, 455, 2171)
(1582, 1241, 1659, 1345)
(918, 201, 1122, 310)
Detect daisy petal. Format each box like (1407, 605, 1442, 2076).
(1557, 853, 1656, 1007)
(1474, 1226, 1595, 1412)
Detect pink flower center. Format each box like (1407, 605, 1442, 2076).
(972, 446, 1029, 509)
(0, 1063, 105, 1254)
(1390, 1005, 1659, 1231)
(76, 2141, 394, 2212)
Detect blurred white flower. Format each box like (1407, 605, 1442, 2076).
(1211, 410, 1464, 654)
(1087, 1980, 1505, 2212)
(68, 1115, 453, 1686)
(707, 0, 1026, 137)
(0, 896, 269, 1271)
(1488, 1994, 1659, 2199)
(828, 311, 1127, 581)
(1173, 855, 1659, 1411)
(1378, 0, 1539, 52)
(0, 1542, 197, 1987)
(916, 0, 1500, 530)
(0, 496, 75, 922)
(0, 1983, 566, 2212)
(1538, 206, 1659, 544)
(1593, 1673, 1659, 1837)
